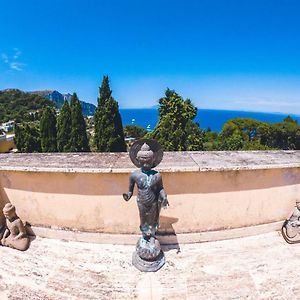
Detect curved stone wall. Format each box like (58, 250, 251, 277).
(0, 151, 299, 243)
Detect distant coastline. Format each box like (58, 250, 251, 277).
(119, 108, 300, 132)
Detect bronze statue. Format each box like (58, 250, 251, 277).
(0, 203, 30, 251)
(282, 200, 300, 244)
(123, 139, 168, 271)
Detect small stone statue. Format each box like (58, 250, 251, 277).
(0, 203, 30, 251)
(282, 200, 300, 244)
(123, 139, 168, 272)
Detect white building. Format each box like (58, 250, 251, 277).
(0, 121, 14, 132)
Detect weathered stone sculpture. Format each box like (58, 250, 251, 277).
(282, 200, 300, 244)
(0, 203, 30, 251)
(123, 139, 168, 271)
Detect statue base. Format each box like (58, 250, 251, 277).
(282, 220, 300, 244)
(132, 236, 165, 272)
(132, 250, 165, 272)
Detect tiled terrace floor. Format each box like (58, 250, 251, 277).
(0, 232, 299, 299)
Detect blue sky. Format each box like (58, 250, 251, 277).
(1, 0, 300, 113)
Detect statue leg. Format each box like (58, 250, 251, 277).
(3, 236, 29, 251)
(138, 202, 159, 239)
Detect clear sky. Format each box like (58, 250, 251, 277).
(1, 0, 300, 113)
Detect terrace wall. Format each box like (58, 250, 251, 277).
(0, 151, 298, 244)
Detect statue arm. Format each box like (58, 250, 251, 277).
(158, 175, 169, 208)
(288, 208, 300, 225)
(123, 174, 135, 201)
(2, 228, 9, 239)
(13, 220, 27, 240)
(1, 228, 9, 245)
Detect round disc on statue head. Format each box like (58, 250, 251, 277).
(129, 139, 163, 168)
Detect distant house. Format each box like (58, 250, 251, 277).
(0, 120, 14, 132)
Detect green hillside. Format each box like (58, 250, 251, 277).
(0, 89, 54, 123)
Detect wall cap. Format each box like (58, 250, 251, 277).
(0, 151, 300, 173)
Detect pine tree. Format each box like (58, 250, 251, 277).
(57, 100, 72, 152)
(69, 93, 90, 152)
(94, 76, 126, 152)
(149, 88, 204, 151)
(40, 106, 57, 152)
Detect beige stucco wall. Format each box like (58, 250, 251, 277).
(0, 167, 298, 235)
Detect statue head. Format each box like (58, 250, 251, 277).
(136, 143, 154, 171)
(296, 199, 300, 209)
(129, 139, 163, 169)
(3, 203, 16, 220)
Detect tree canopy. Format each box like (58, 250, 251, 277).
(14, 123, 41, 153)
(207, 116, 300, 151)
(57, 100, 72, 152)
(124, 124, 147, 139)
(69, 93, 90, 152)
(0, 89, 54, 123)
(148, 88, 204, 151)
(94, 76, 126, 152)
(40, 106, 57, 152)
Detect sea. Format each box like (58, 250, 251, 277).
(119, 108, 300, 133)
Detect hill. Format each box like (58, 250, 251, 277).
(29, 90, 96, 116)
(0, 89, 54, 123)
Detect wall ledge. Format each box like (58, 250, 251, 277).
(30, 221, 284, 245)
(1, 151, 300, 173)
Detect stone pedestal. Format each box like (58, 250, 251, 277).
(132, 237, 165, 272)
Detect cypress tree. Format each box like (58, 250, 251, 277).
(94, 76, 126, 152)
(69, 93, 90, 152)
(15, 123, 41, 153)
(40, 106, 57, 152)
(57, 100, 72, 152)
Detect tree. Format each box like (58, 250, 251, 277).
(272, 121, 300, 150)
(0, 89, 54, 123)
(14, 123, 41, 153)
(185, 120, 204, 151)
(40, 106, 57, 152)
(149, 88, 203, 151)
(69, 93, 90, 152)
(57, 100, 72, 152)
(94, 76, 126, 152)
(124, 124, 147, 139)
(284, 115, 298, 124)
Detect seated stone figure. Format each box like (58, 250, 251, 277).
(1, 203, 30, 251)
(282, 200, 300, 244)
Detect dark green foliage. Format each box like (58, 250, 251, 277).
(40, 106, 57, 152)
(284, 115, 298, 124)
(203, 128, 219, 150)
(14, 123, 41, 153)
(124, 124, 147, 139)
(94, 76, 126, 152)
(185, 120, 205, 151)
(149, 88, 203, 151)
(212, 116, 300, 150)
(271, 121, 300, 150)
(69, 93, 90, 152)
(0, 89, 54, 123)
(57, 100, 72, 152)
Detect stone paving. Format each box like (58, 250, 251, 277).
(0, 232, 299, 299)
